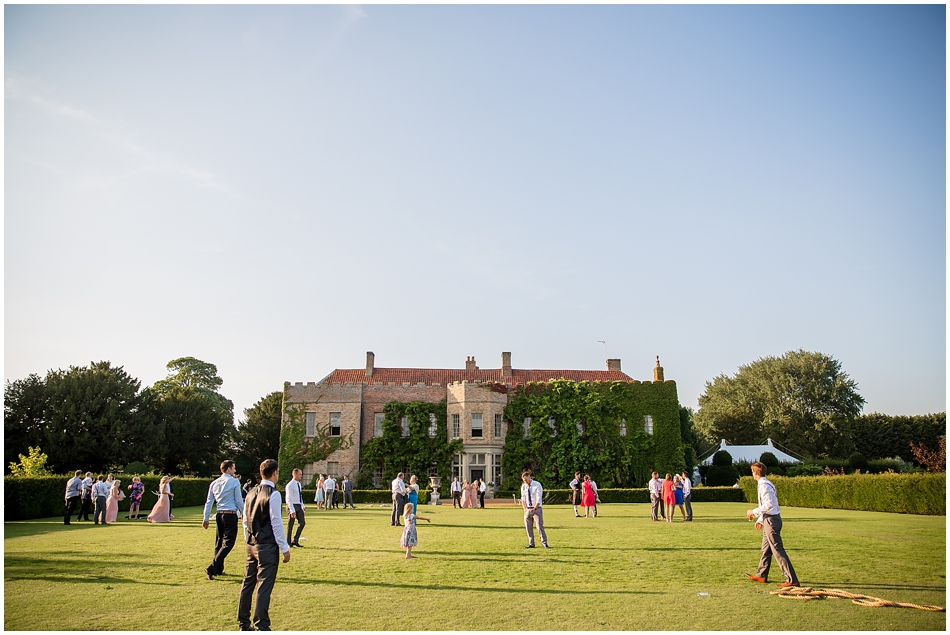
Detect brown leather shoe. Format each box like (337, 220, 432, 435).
(777, 581, 800, 588)
(744, 573, 767, 583)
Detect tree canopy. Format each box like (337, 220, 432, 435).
(694, 349, 866, 458)
(232, 391, 283, 476)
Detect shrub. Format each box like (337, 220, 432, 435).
(705, 464, 740, 487)
(738, 472, 945, 515)
(784, 463, 823, 477)
(867, 457, 911, 474)
(124, 461, 151, 475)
(712, 450, 733, 466)
(848, 452, 869, 472)
(759, 451, 779, 467)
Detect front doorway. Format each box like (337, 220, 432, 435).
(470, 468, 484, 482)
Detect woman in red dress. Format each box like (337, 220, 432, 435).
(661, 473, 676, 523)
(581, 474, 597, 517)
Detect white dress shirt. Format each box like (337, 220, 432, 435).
(751, 476, 780, 517)
(521, 480, 543, 509)
(242, 479, 290, 553)
(324, 477, 336, 493)
(450, 480, 461, 493)
(285, 479, 304, 512)
(681, 477, 691, 496)
(391, 477, 406, 496)
(648, 477, 661, 496)
(93, 480, 110, 497)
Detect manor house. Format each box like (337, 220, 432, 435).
(282, 351, 676, 488)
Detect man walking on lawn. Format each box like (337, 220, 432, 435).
(520, 470, 548, 549)
(745, 461, 799, 588)
(238, 459, 291, 631)
(285, 468, 306, 547)
(203, 459, 244, 580)
(64, 470, 83, 525)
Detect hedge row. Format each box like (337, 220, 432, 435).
(738, 472, 946, 515)
(4, 475, 215, 521)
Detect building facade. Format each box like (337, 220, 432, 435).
(281, 351, 674, 486)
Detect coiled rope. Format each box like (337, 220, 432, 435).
(770, 586, 945, 612)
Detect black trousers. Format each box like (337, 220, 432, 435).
(287, 504, 305, 545)
(452, 491, 461, 508)
(238, 542, 280, 631)
(343, 491, 354, 508)
(478, 492, 485, 508)
(210, 512, 239, 575)
(391, 493, 406, 524)
(64, 496, 80, 524)
(684, 493, 693, 521)
(79, 496, 92, 520)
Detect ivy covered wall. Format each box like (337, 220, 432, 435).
(501, 379, 684, 488)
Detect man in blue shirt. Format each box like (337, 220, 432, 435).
(203, 459, 244, 581)
(64, 470, 84, 525)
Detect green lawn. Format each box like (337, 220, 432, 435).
(4, 502, 945, 630)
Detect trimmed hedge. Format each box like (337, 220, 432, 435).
(496, 487, 745, 504)
(738, 472, 946, 516)
(5, 475, 215, 521)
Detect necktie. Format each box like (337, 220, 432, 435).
(298, 481, 302, 502)
(527, 486, 532, 507)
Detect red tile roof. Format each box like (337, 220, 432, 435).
(320, 367, 635, 387)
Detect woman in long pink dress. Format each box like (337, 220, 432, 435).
(581, 475, 597, 517)
(104, 479, 124, 523)
(468, 481, 478, 508)
(661, 473, 675, 523)
(460, 480, 471, 509)
(147, 476, 175, 523)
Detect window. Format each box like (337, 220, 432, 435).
(523, 417, 531, 438)
(373, 467, 383, 488)
(452, 454, 461, 479)
(471, 413, 483, 438)
(374, 413, 384, 438)
(620, 418, 627, 437)
(452, 414, 460, 439)
(492, 454, 502, 487)
(644, 415, 654, 435)
(548, 417, 556, 437)
(494, 414, 503, 439)
(305, 412, 316, 437)
(576, 421, 585, 436)
(329, 412, 341, 437)
(401, 416, 410, 437)
(326, 461, 339, 477)
(428, 413, 437, 438)
(470, 453, 486, 465)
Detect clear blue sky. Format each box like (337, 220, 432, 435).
(5, 4, 946, 424)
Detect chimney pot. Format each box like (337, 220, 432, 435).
(366, 351, 375, 378)
(501, 351, 512, 378)
(607, 359, 622, 372)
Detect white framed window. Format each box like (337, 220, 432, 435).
(373, 467, 383, 488)
(620, 418, 627, 437)
(471, 413, 483, 438)
(492, 454, 502, 486)
(428, 413, 437, 438)
(452, 454, 461, 479)
(548, 417, 556, 437)
(644, 415, 654, 435)
(305, 412, 316, 437)
(576, 421, 585, 435)
(452, 414, 460, 439)
(374, 413, 385, 438)
(400, 416, 410, 437)
(327, 461, 340, 477)
(470, 453, 486, 465)
(523, 417, 531, 438)
(329, 412, 341, 437)
(494, 414, 503, 439)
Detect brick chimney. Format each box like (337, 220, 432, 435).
(465, 356, 479, 371)
(607, 359, 622, 372)
(501, 351, 512, 378)
(366, 351, 375, 378)
(653, 356, 664, 382)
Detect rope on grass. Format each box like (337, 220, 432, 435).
(770, 586, 945, 612)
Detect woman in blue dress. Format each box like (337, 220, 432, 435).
(673, 474, 687, 521)
(407, 474, 420, 514)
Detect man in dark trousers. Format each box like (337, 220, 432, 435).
(78, 472, 94, 521)
(64, 470, 83, 525)
(284, 468, 305, 548)
(342, 474, 355, 509)
(238, 459, 291, 631)
(203, 460, 244, 580)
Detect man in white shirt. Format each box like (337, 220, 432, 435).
(569, 472, 582, 517)
(79, 472, 94, 521)
(391, 473, 407, 526)
(64, 470, 84, 525)
(450, 477, 462, 508)
(238, 459, 291, 631)
(323, 475, 336, 511)
(520, 470, 548, 549)
(92, 475, 110, 525)
(648, 472, 663, 521)
(681, 470, 693, 521)
(745, 461, 799, 588)
(285, 468, 306, 547)
(477, 479, 487, 508)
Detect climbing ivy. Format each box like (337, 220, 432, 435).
(501, 379, 684, 488)
(277, 402, 354, 484)
(359, 400, 463, 489)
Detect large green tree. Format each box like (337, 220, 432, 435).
(694, 349, 865, 459)
(851, 412, 946, 463)
(232, 391, 283, 476)
(4, 374, 48, 472)
(146, 357, 234, 475)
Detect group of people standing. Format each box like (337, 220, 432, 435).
(449, 476, 486, 508)
(63, 471, 153, 525)
(312, 474, 355, 510)
(569, 472, 600, 518)
(648, 471, 693, 522)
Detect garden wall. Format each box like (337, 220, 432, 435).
(738, 473, 946, 515)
